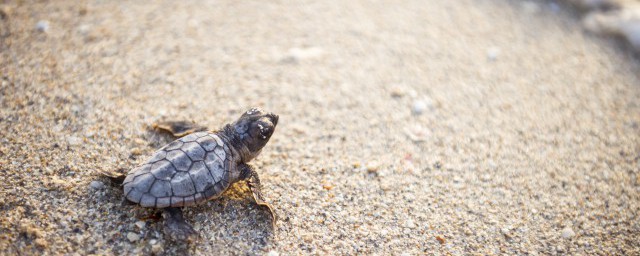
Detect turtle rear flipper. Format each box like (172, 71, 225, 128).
(99, 169, 127, 185)
(152, 121, 208, 138)
(100, 169, 137, 206)
(163, 207, 199, 242)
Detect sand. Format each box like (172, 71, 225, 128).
(1, 0, 639, 255)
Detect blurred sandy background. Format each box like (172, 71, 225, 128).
(1, 0, 639, 255)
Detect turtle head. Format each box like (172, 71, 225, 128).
(231, 108, 278, 161)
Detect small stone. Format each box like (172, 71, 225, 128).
(130, 147, 143, 156)
(266, 251, 280, 256)
(135, 221, 146, 229)
(404, 219, 416, 229)
(127, 232, 140, 242)
(366, 161, 380, 173)
(412, 100, 427, 115)
(487, 47, 500, 61)
(134, 138, 147, 145)
(89, 180, 105, 190)
(149, 239, 157, 245)
(561, 227, 575, 238)
(413, 97, 434, 115)
(290, 47, 324, 59)
(436, 235, 446, 244)
(34, 238, 48, 248)
(282, 47, 324, 63)
(302, 233, 314, 243)
(36, 20, 50, 32)
(151, 242, 163, 253)
(390, 85, 407, 98)
(67, 136, 82, 146)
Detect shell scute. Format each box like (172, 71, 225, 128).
(171, 172, 197, 197)
(182, 142, 206, 161)
(166, 150, 191, 172)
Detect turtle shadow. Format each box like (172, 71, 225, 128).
(97, 180, 275, 255)
(160, 183, 276, 254)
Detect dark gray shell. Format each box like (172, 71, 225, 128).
(123, 132, 233, 208)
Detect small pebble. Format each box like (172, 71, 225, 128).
(412, 100, 427, 115)
(89, 180, 104, 190)
(77, 24, 91, 35)
(67, 136, 82, 146)
(412, 97, 434, 115)
(322, 184, 334, 190)
(366, 161, 380, 173)
(561, 227, 575, 238)
(487, 47, 500, 61)
(390, 85, 407, 98)
(282, 47, 324, 63)
(289, 47, 324, 59)
(127, 232, 140, 242)
(34, 238, 48, 248)
(135, 221, 146, 229)
(36, 20, 49, 32)
(151, 242, 163, 253)
(266, 250, 280, 256)
(130, 147, 143, 156)
(302, 233, 314, 243)
(404, 219, 416, 229)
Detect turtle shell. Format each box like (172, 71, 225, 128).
(123, 132, 233, 208)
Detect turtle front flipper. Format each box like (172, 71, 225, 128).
(239, 164, 277, 228)
(250, 184, 277, 229)
(152, 121, 209, 138)
(163, 207, 199, 242)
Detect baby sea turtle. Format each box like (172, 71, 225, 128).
(107, 108, 278, 241)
